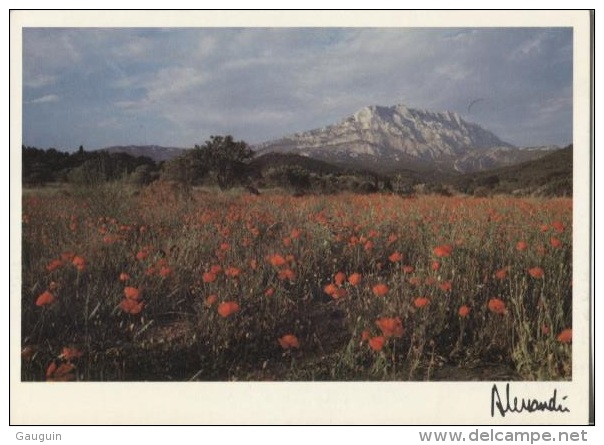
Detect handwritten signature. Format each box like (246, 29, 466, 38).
(491, 383, 570, 417)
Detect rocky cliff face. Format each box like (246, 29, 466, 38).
(256, 104, 550, 173)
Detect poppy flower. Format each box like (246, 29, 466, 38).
(348, 273, 362, 286)
(269, 254, 287, 268)
(361, 329, 371, 342)
(45, 259, 64, 273)
(159, 266, 172, 278)
(458, 305, 471, 318)
(119, 272, 130, 282)
(136, 250, 149, 261)
(528, 267, 545, 279)
(324, 283, 338, 296)
(488, 298, 507, 315)
(282, 237, 292, 247)
(278, 334, 300, 350)
(516, 241, 528, 252)
(210, 264, 223, 275)
(36, 290, 56, 307)
(278, 268, 296, 281)
(205, 294, 218, 306)
(372, 283, 389, 297)
(375, 317, 404, 338)
(408, 276, 422, 286)
(414, 297, 430, 308)
(291, 228, 302, 239)
(494, 268, 508, 280)
(72, 255, 86, 272)
(46, 362, 76, 382)
(557, 328, 572, 344)
(387, 234, 398, 245)
(334, 271, 347, 286)
(225, 266, 241, 278)
(331, 288, 347, 299)
(217, 301, 240, 318)
(552, 220, 565, 233)
(368, 336, 386, 352)
(431, 261, 441, 271)
(550, 237, 562, 248)
(439, 281, 452, 292)
(363, 240, 374, 251)
(123, 286, 142, 300)
(402, 265, 415, 274)
(433, 244, 453, 258)
(202, 271, 217, 283)
(264, 287, 275, 297)
(388, 251, 403, 263)
(120, 298, 144, 314)
(60, 347, 83, 360)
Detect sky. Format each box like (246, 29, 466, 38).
(21, 27, 573, 151)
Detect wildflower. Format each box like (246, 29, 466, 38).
(46, 362, 76, 382)
(269, 254, 287, 268)
(119, 272, 130, 282)
(414, 297, 430, 308)
(458, 305, 471, 318)
(528, 267, 545, 279)
(119, 298, 144, 314)
(433, 244, 453, 258)
(550, 237, 562, 248)
(278, 268, 296, 281)
(136, 250, 149, 261)
(45, 259, 63, 273)
(72, 255, 86, 272)
(402, 265, 415, 274)
(516, 241, 528, 252)
(363, 240, 374, 251)
(439, 281, 452, 292)
(264, 287, 275, 297)
(60, 347, 83, 360)
(123, 286, 142, 301)
(291, 228, 302, 239)
(202, 271, 217, 283)
(159, 266, 172, 278)
(388, 251, 403, 263)
(210, 264, 223, 275)
(494, 268, 508, 280)
(205, 294, 218, 306)
(331, 287, 347, 299)
(334, 271, 346, 286)
(225, 266, 241, 278)
(372, 283, 389, 297)
(278, 334, 300, 350)
(488, 298, 507, 315)
(348, 273, 362, 286)
(557, 328, 572, 344)
(375, 317, 404, 338)
(431, 261, 441, 271)
(552, 220, 565, 233)
(36, 290, 56, 307)
(324, 283, 338, 296)
(217, 301, 240, 318)
(361, 329, 371, 342)
(368, 336, 386, 352)
(408, 276, 422, 286)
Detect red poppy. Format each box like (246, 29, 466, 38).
(494, 268, 508, 280)
(372, 283, 389, 297)
(488, 298, 507, 315)
(361, 329, 371, 342)
(375, 317, 404, 338)
(552, 220, 565, 233)
(264, 287, 275, 297)
(46, 362, 76, 382)
(205, 294, 218, 306)
(202, 271, 217, 283)
(433, 244, 453, 258)
(324, 283, 338, 296)
(408, 276, 422, 286)
(458, 305, 471, 318)
(210, 264, 223, 275)
(363, 240, 374, 251)
(123, 286, 142, 301)
(159, 266, 172, 278)
(388, 251, 403, 263)
(119, 272, 130, 282)
(402, 265, 415, 274)
(60, 347, 83, 360)
(278, 334, 300, 350)
(431, 261, 441, 271)
(120, 298, 144, 314)
(72, 255, 86, 272)
(278, 268, 296, 281)
(136, 250, 149, 261)
(516, 241, 528, 252)
(331, 288, 347, 299)
(414, 297, 430, 308)
(550, 237, 562, 248)
(348, 273, 362, 286)
(334, 271, 347, 286)
(439, 281, 452, 292)
(269, 254, 287, 268)
(368, 336, 386, 352)
(557, 328, 572, 344)
(35, 290, 56, 307)
(528, 267, 545, 279)
(225, 266, 241, 278)
(45, 259, 64, 273)
(217, 301, 240, 318)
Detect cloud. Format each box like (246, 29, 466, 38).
(28, 94, 60, 104)
(23, 75, 57, 89)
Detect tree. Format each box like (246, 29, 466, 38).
(195, 135, 254, 190)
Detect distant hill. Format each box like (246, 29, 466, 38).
(450, 145, 572, 196)
(101, 145, 187, 162)
(255, 104, 556, 174)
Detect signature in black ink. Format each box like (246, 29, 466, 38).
(491, 383, 570, 417)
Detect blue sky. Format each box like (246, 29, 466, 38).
(22, 27, 573, 151)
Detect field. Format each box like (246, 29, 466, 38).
(20, 182, 573, 381)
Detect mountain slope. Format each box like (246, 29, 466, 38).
(255, 104, 552, 173)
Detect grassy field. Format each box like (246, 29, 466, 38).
(20, 182, 572, 381)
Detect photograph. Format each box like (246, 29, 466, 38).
(10, 10, 593, 425)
